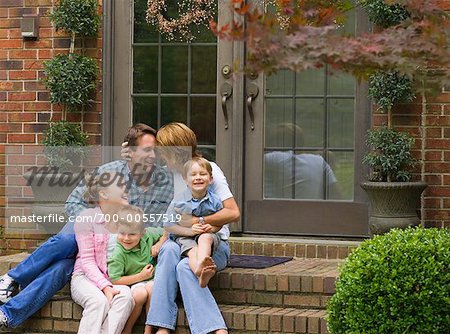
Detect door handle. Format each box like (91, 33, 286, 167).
(246, 84, 259, 131)
(220, 82, 233, 130)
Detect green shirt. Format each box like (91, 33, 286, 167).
(107, 227, 164, 282)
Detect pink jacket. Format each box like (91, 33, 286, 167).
(73, 207, 112, 291)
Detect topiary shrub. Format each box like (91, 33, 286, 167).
(363, 126, 416, 182)
(368, 71, 415, 112)
(357, 0, 410, 28)
(327, 227, 450, 334)
(49, 0, 100, 37)
(43, 54, 98, 109)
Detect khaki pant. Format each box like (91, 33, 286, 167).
(71, 274, 134, 334)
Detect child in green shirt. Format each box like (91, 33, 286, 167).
(107, 205, 164, 334)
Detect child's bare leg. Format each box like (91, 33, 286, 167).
(197, 234, 217, 288)
(186, 247, 199, 276)
(215, 330, 228, 334)
(153, 328, 170, 334)
(122, 286, 147, 334)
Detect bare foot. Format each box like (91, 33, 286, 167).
(155, 327, 170, 334)
(199, 257, 217, 288)
(194, 256, 214, 276)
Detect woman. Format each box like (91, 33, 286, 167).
(125, 122, 240, 334)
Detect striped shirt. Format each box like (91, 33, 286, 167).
(65, 160, 174, 227)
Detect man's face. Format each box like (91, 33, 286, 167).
(130, 134, 156, 172)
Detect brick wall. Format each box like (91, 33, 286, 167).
(0, 0, 103, 254)
(0, 1, 449, 254)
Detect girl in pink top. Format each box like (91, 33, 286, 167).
(71, 171, 134, 334)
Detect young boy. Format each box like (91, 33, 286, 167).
(107, 205, 164, 334)
(165, 157, 223, 288)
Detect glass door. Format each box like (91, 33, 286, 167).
(241, 4, 370, 237)
(110, 0, 369, 237)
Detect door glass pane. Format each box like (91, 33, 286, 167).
(133, 97, 158, 126)
(133, 47, 158, 93)
(264, 65, 356, 200)
(192, 47, 217, 94)
(328, 98, 355, 148)
(296, 98, 325, 148)
(296, 69, 325, 96)
(161, 46, 188, 93)
(191, 97, 216, 145)
(132, 0, 218, 156)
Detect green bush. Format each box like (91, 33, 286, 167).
(43, 54, 98, 109)
(363, 127, 416, 182)
(357, 0, 409, 28)
(49, 0, 100, 37)
(43, 121, 89, 169)
(327, 227, 450, 334)
(368, 71, 415, 112)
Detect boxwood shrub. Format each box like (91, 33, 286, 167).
(327, 227, 450, 334)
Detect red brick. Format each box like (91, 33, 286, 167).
(9, 50, 37, 59)
(24, 60, 44, 70)
(8, 134, 35, 143)
(424, 198, 441, 209)
(0, 0, 24, 6)
(425, 151, 442, 161)
(0, 8, 7, 17)
(0, 81, 22, 91)
(9, 92, 36, 101)
(0, 18, 21, 28)
(0, 102, 22, 111)
(24, 81, 46, 91)
(38, 49, 53, 59)
(0, 39, 22, 48)
(0, 123, 21, 133)
(23, 102, 51, 111)
(8, 113, 36, 122)
(424, 174, 442, 185)
(9, 70, 37, 80)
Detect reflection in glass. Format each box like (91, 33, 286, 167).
(266, 70, 294, 96)
(328, 151, 354, 200)
(191, 97, 216, 145)
(264, 149, 340, 200)
(133, 47, 158, 93)
(328, 71, 355, 95)
(265, 98, 293, 147)
(328, 99, 355, 148)
(296, 69, 325, 96)
(161, 47, 188, 93)
(296, 99, 325, 147)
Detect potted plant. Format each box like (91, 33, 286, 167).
(24, 0, 99, 232)
(357, 0, 427, 236)
(327, 227, 450, 333)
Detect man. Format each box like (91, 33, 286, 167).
(0, 123, 173, 328)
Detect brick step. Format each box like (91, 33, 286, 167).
(229, 236, 359, 259)
(0, 254, 341, 310)
(210, 258, 340, 309)
(8, 298, 328, 334)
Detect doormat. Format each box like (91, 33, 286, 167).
(228, 255, 293, 269)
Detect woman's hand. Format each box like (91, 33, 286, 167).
(121, 141, 131, 161)
(102, 286, 120, 304)
(139, 264, 155, 280)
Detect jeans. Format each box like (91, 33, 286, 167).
(0, 221, 77, 327)
(147, 238, 230, 334)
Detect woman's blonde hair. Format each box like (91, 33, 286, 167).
(156, 122, 201, 158)
(116, 204, 145, 233)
